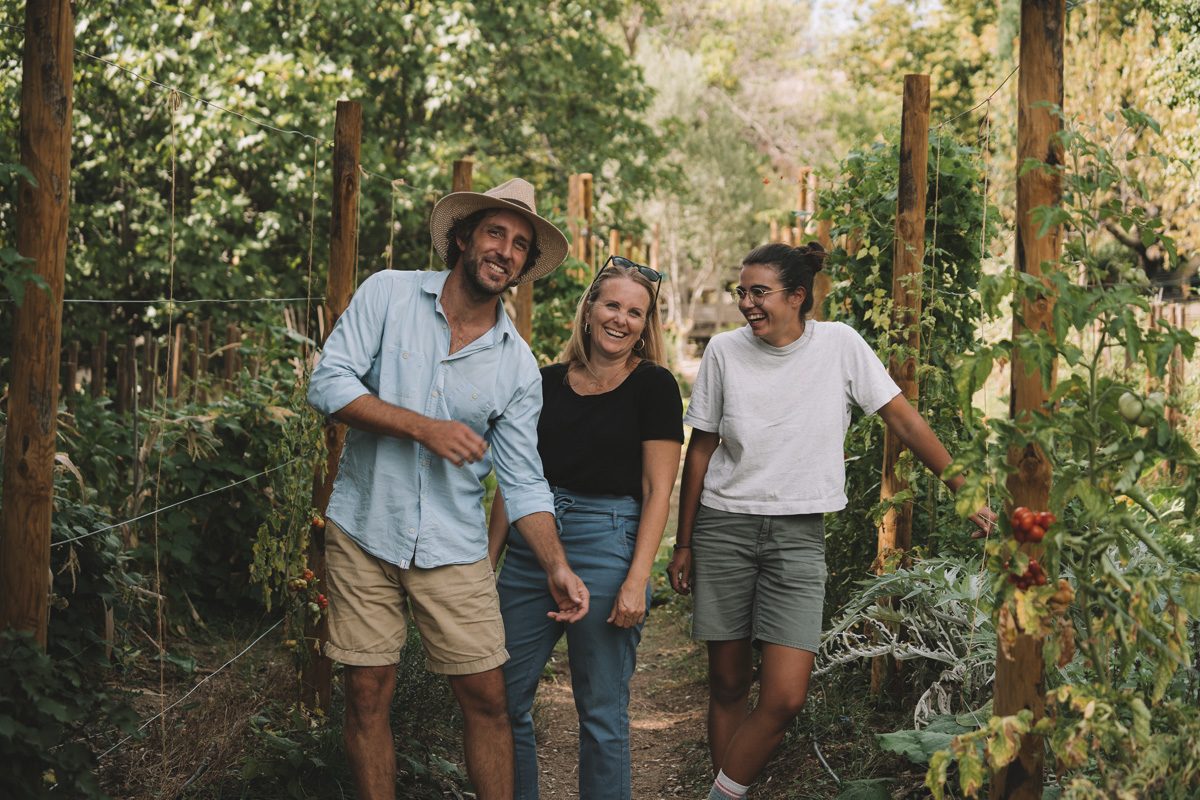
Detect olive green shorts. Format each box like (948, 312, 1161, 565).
(323, 520, 508, 675)
(691, 504, 826, 653)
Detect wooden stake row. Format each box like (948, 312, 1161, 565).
(60, 323, 254, 410)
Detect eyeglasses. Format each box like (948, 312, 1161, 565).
(729, 285, 789, 305)
(591, 255, 664, 309)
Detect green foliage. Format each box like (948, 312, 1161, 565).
(816, 131, 997, 611)
(926, 109, 1200, 798)
(0, 631, 139, 800)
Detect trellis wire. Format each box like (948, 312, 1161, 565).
(97, 617, 284, 761)
(52, 457, 306, 547)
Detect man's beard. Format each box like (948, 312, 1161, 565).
(460, 248, 520, 300)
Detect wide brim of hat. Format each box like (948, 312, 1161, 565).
(429, 192, 569, 285)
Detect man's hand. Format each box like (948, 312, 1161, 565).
(969, 506, 998, 539)
(607, 578, 648, 628)
(667, 548, 693, 595)
(416, 418, 487, 466)
(545, 564, 589, 623)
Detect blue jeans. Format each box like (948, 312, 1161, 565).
(498, 488, 649, 800)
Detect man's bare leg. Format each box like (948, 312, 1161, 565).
(449, 667, 515, 800)
(344, 664, 398, 800)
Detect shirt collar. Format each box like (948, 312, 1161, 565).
(419, 269, 519, 343)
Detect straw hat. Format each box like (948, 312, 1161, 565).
(429, 178, 569, 284)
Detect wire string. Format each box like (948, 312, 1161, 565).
(97, 617, 284, 761)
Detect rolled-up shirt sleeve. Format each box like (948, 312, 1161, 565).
(490, 366, 554, 524)
(308, 272, 392, 416)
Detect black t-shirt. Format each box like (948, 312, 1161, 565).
(537, 361, 684, 500)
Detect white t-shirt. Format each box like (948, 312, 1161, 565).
(683, 321, 901, 514)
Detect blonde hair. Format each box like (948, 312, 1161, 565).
(559, 268, 666, 373)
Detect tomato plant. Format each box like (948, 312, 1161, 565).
(929, 108, 1200, 797)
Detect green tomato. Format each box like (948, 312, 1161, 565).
(1136, 409, 1156, 428)
(1117, 391, 1144, 423)
(1144, 391, 1166, 414)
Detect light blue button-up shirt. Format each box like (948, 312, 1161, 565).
(307, 269, 553, 569)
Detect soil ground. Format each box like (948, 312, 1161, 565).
(522, 605, 713, 799)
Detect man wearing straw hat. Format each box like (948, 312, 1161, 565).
(308, 178, 589, 800)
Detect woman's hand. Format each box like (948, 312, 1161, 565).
(607, 577, 649, 628)
(667, 547, 693, 595)
(969, 506, 998, 539)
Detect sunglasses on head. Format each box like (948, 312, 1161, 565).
(590, 255, 663, 309)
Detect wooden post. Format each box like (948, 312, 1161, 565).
(452, 158, 473, 193)
(200, 318, 211, 382)
(115, 343, 129, 415)
(91, 330, 108, 398)
(769, 219, 780, 242)
(64, 340, 78, 397)
(187, 325, 201, 402)
(304, 100, 361, 712)
(511, 169, 533, 342)
(127, 335, 138, 411)
(813, 179, 833, 321)
(568, 173, 582, 257)
(797, 167, 810, 236)
(0, 0, 75, 646)
(806, 169, 818, 236)
(224, 324, 241, 386)
(145, 336, 158, 408)
(871, 74, 930, 696)
(1167, 304, 1183, 431)
(580, 173, 595, 270)
(994, 3, 1064, 797)
(609, 229, 621, 266)
(167, 322, 184, 399)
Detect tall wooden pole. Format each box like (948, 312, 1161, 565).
(993, 3, 1063, 797)
(0, 0, 74, 647)
(513, 168, 533, 342)
(452, 158, 473, 193)
(872, 73, 929, 695)
(813, 178, 833, 321)
(303, 100, 361, 711)
(580, 173, 595, 270)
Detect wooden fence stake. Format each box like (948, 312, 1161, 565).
(872, 73, 930, 696)
(609, 229, 621, 265)
(304, 99, 362, 712)
(224, 324, 240, 386)
(115, 343, 129, 414)
(0, 0, 75, 646)
(64, 340, 78, 399)
(994, 3, 1064, 797)
(452, 157, 473, 193)
(580, 173, 595, 270)
(91, 330, 108, 399)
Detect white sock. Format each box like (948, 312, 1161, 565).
(708, 769, 750, 800)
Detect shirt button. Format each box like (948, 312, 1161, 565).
(402, 352, 409, 359)
(471, 392, 478, 399)
(408, 527, 415, 534)
(432, 390, 440, 398)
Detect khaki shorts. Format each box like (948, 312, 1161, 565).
(323, 520, 508, 675)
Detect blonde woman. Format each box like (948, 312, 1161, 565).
(489, 256, 683, 800)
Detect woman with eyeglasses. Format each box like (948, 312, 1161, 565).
(488, 255, 684, 800)
(668, 242, 995, 800)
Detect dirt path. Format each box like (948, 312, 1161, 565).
(526, 605, 711, 799)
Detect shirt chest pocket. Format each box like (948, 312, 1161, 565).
(378, 347, 424, 406)
(445, 377, 495, 435)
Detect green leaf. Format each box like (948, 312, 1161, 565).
(877, 729, 956, 765)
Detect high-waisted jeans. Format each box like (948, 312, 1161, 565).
(497, 488, 649, 800)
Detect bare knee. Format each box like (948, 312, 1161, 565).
(759, 687, 808, 723)
(450, 668, 508, 722)
(709, 668, 753, 707)
(344, 665, 396, 723)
